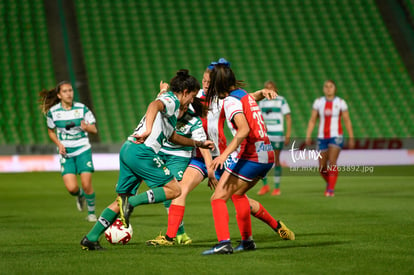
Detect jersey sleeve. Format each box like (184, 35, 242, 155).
(281, 98, 291, 115)
(312, 98, 320, 110)
(224, 96, 243, 122)
(83, 105, 96, 124)
(158, 95, 178, 117)
(46, 111, 55, 129)
(340, 99, 348, 111)
(190, 118, 207, 141)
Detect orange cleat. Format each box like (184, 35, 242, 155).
(271, 188, 281, 196)
(257, 185, 270, 195)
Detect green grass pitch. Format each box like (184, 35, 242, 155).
(0, 166, 413, 274)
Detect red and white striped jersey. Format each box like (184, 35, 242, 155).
(224, 89, 275, 164)
(194, 89, 227, 157)
(312, 96, 348, 138)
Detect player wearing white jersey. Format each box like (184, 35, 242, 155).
(80, 70, 214, 250)
(39, 81, 98, 222)
(257, 81, 291, 196)
(306, 80, 354, 197)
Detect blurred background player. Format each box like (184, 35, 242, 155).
(257, 81, 291, 196)
(39, 81, 98, 222)
(305, 80, 355, 197)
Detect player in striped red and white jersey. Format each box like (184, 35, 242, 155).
(306, 80, 354, 197)
(202, 62, 294, 255)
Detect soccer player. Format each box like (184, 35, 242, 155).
(202, 62, 294, 255)
(146, 59, 294, 248)
(39, 81, 98, 222)
(158, 97, 208, 244)
(305, 80, 354, 197)
(257, 81, 291, 196)
(80, 70, 214, 250)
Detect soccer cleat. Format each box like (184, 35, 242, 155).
(257, 185, 270, 195)
(117, 195, 133, 228)
(325, 190, 335, 197)
(146, 234, 175, 246)
(176, 233, 192, 245)
(234, 240, 256, 252)
(86, 214, 98, 222)
(271, 188, 281, 196)
(76, 195, 85, 212)
(80, 236, 105, 251)
(202, 242, 233, 255)
(276, 221, 295, 240)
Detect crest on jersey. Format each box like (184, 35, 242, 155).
(324, 109, 332, 116)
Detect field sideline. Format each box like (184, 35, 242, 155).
(0, 166, 413, 274)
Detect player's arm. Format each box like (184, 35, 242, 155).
(81, 121, 97, 134)
(199, 148, 218, 190)
(250, 88, 278, 101)
(169, 131, 214, 149)
(133, 100, 165, 143)
(47, 128, 66, 155)
(342, 111, 355, 149)
(211, 112, 249, 170)
(305, 110, 318, 146)
(284, 113, 292, 145)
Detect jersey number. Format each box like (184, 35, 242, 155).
(253, 111, 267, 138)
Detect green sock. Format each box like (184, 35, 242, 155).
(128, 187, 167, 207)
(274, 166, 282, 189)
(84, 192, 96, 214)
(164, 199, 172, 209)
(177, 221, 185, 235)
(86, 208, 117, 242)
(262, 177, 268, 186)
(70, 187, 84, 197)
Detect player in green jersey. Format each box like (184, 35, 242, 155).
(257, 81, 291, 196)
(39, 81, 98, 222)
(80, 70, 214, 250)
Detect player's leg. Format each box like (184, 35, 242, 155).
(248, 197, 295, 240)
(147, 166, 205, 246)
(326, 145, 341, 196)
(77, 149, 97, 221)
(272, 148, 282, 196)
(61, 156, 85, 212)
(318, 138, 330, 184)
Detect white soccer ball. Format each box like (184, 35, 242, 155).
(104, 218, 133, 244)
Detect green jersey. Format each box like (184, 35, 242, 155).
(128, 91, 180, 153)
(46, 102, 96, 157)
(160, 111, 206, 158)
(258, 95, 290, 142)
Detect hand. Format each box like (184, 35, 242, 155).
(261, 88, 278, 100)
(158, 81, 169, 96)
(348, 138, 355, 149)
(284, 136, 290, 146)
(305, 137, 312, 146)
(207, 169, 218, 190)
(131, 131, 150, 144)
(210, 155, 227, 171)
(80, 120, 88, 131)
(58, 143, 66, 156)
(196, 140, 215, 150)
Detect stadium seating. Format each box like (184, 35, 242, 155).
(1, 0, 413, 145)
(1, 0, 55, 144)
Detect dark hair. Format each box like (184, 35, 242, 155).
(169, 69, 200, 94)
(188, 97, 208, 118)
(38, 80, 71, 114)
(205, 64, 244, 105)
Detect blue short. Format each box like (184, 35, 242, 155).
(317, 136, 344, 151)
(225, 159, 274, 182)
(188, 155, 237, 180)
